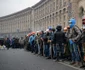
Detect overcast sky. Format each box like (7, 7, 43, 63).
(0, 0, 40, 17)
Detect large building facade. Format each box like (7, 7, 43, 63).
(0, 8, 32, 37)
(0, 0, 85, 38)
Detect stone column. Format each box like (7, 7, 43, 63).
(70, 0, 79, 25)
(31, 9, 34, 31)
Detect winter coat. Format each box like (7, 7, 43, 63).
(43, 34, 48, 44)
(53, 31, 66, 44)
(67, 25, 81, 42)
(29, 35, 35, 45)
(19, 39, 24, 45)
(81, 31, 85, 43)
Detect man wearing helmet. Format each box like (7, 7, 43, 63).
(53, 25, 66, 61)
(79, 16, 85, 68)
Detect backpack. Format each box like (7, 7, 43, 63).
(73, 25, 82, 35)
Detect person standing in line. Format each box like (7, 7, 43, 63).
(68, 18, 81, 66)
(19, 37, 24, 49)
(5, 37, 10, 50)
(53, 25, 66, 61)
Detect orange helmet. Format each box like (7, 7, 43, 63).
(64, 27, 68, 32)
(27, 33, 31, 37)
(31, 32, 35, 35)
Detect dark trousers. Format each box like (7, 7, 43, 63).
(56, 43, 64, 60)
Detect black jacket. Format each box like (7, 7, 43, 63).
(53, 31, 66, 44)
(81, 31, 85, 43)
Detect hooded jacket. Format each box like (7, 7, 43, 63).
(29, 35, 35, 45)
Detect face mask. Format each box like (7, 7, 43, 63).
(69, 21, 73, 28)
(70, 24, 74, 28)
(69, 19, 76, 28)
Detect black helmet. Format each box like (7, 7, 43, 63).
(56, 25, 62, 31)
(52, 28, 55, 32)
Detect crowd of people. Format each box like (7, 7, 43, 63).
(0, 37, 25, 49)
(0, 17, 85, 68)
(24, 18, 85, 68)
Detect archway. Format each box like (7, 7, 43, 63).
(79, 6, 84, 17)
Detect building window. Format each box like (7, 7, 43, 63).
(79, 7, 84, 17)
(64, 22, 65, 27)
(63, 1, 66, 7)
(63, 8, 66, 14)
(60, 0, 62, 8)
(53, 2, 55, 11)
(56, 0, 58, 5)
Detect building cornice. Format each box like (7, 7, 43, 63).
(32, 0, 45, 8)
(0, 0, 45, 19)
(0, 0, 46, 20)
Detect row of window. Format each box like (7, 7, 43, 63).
(0, 13, 31, 33)
(34, 0, 67, 20)
(34, 13, 68, 31)
(0, 0, 69, 33)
